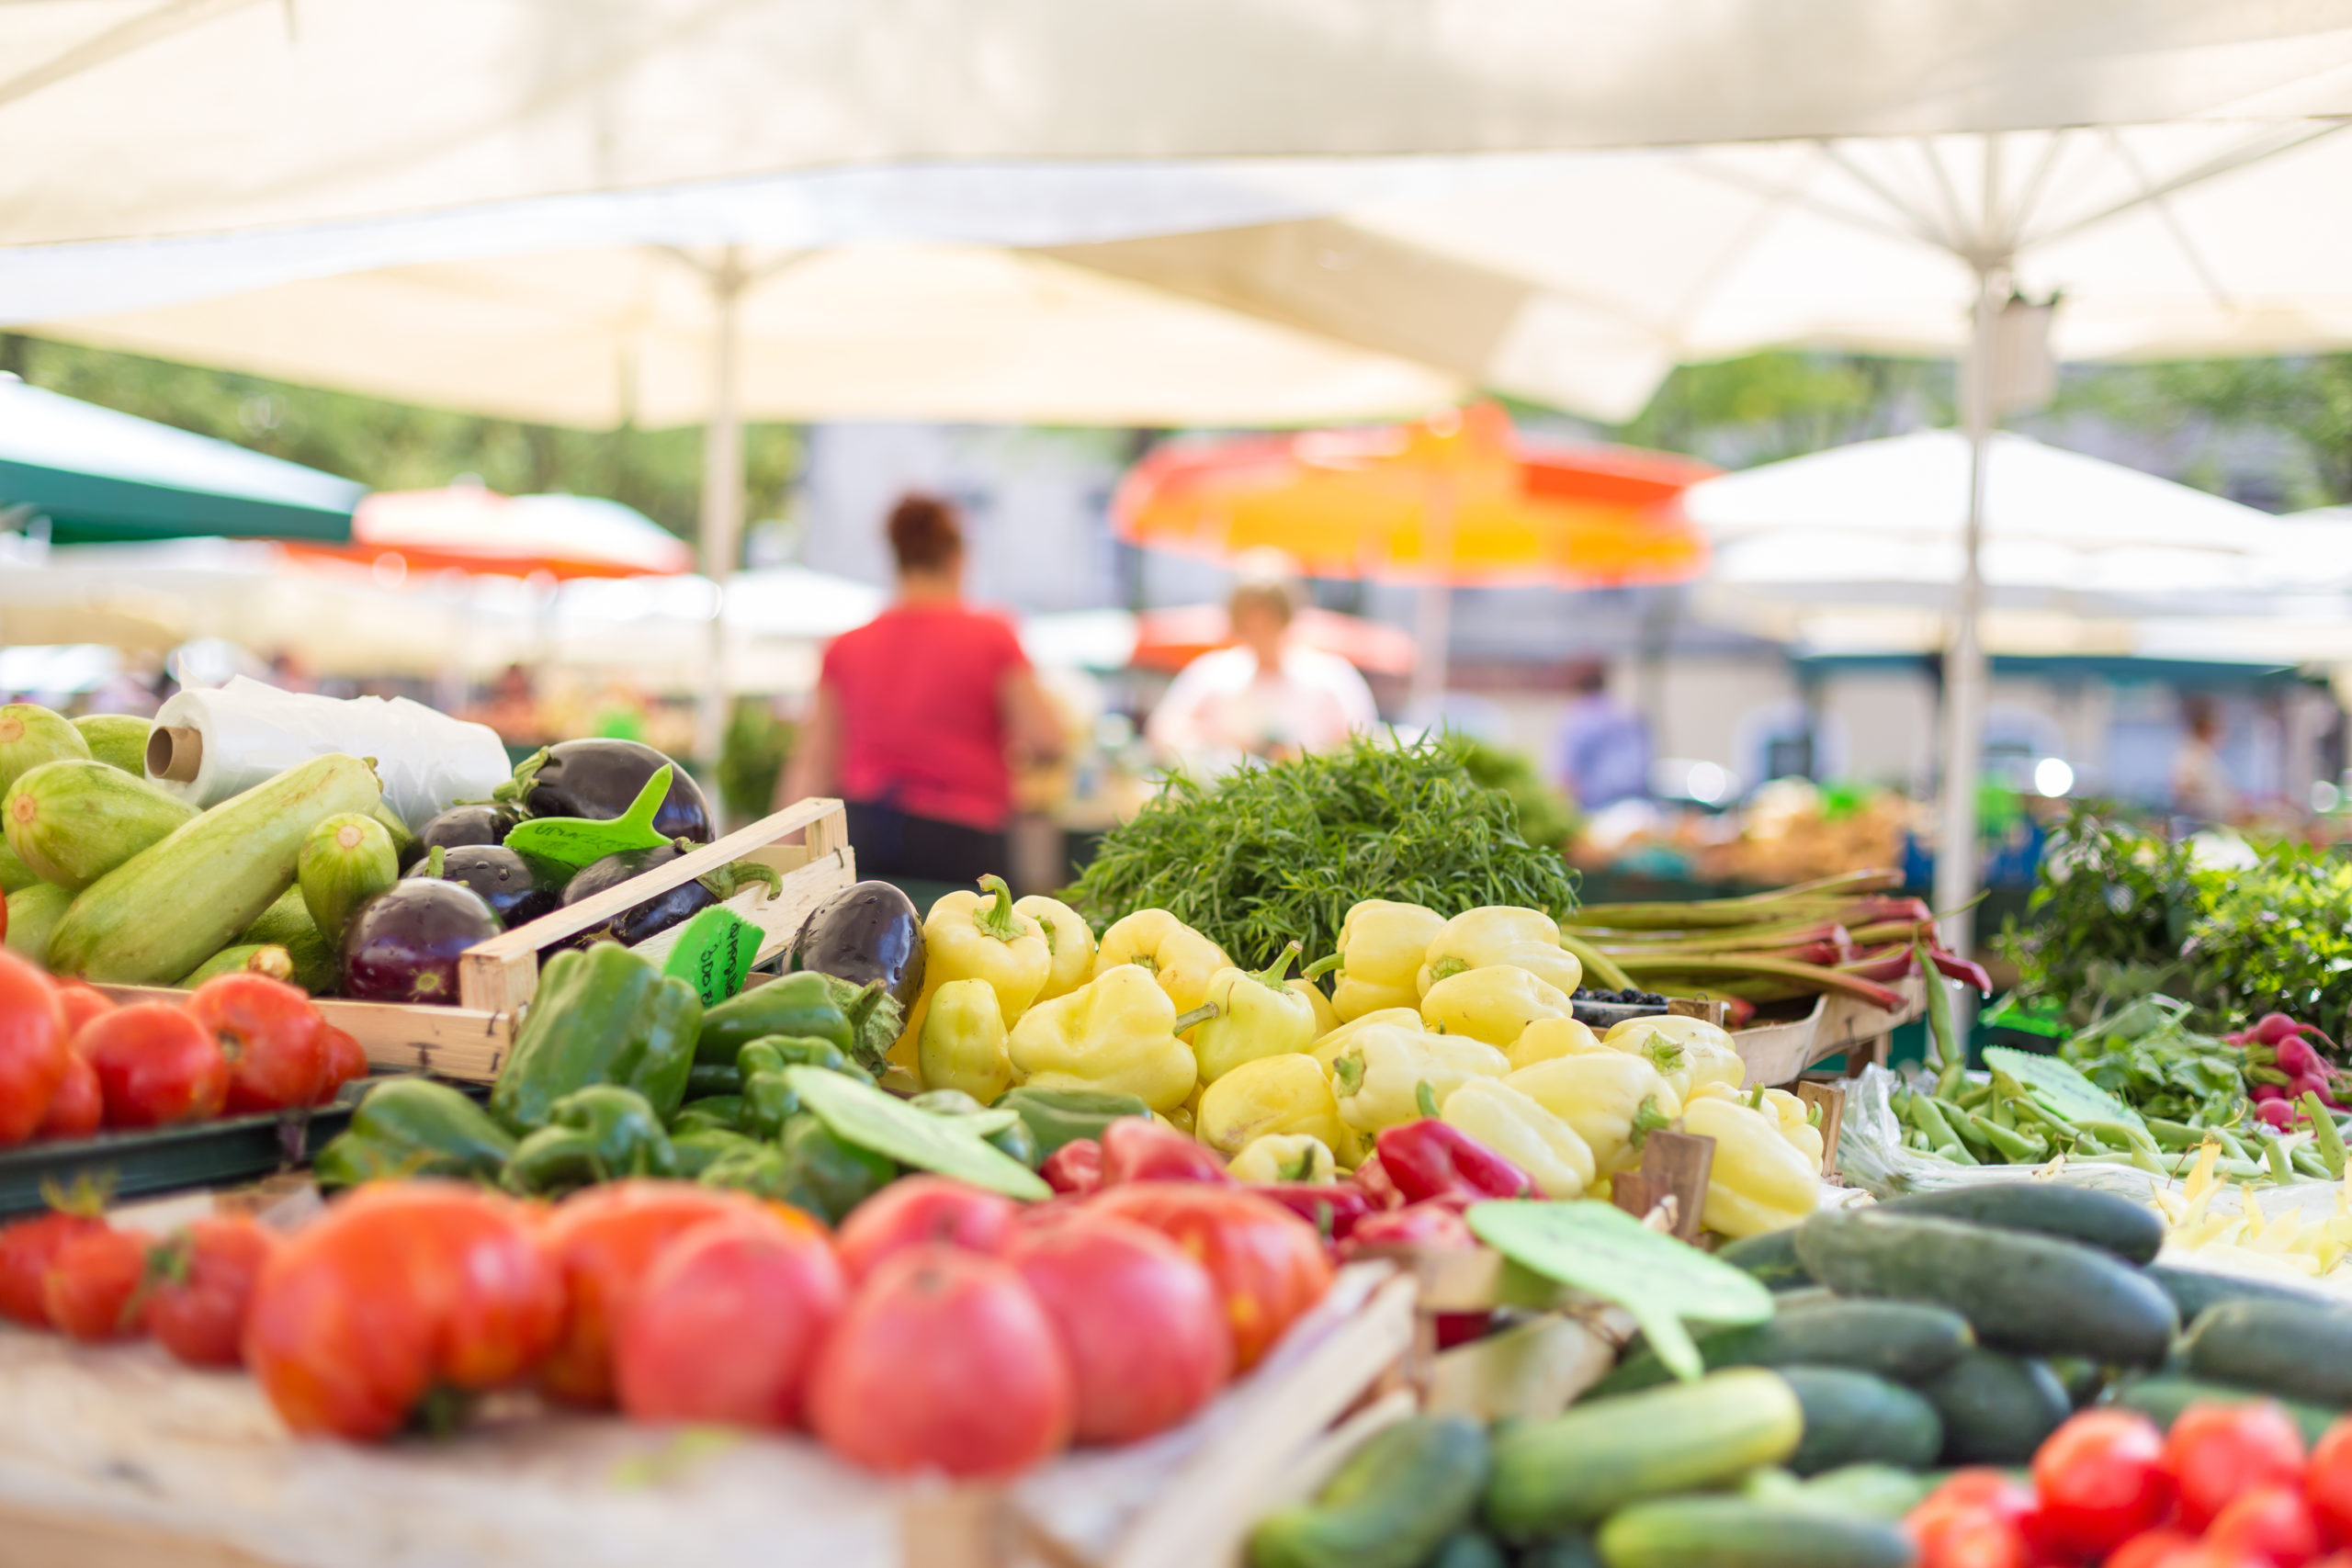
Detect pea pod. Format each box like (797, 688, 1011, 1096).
(2302, 1093, 2347, 1179)
(1965, 1111, 2047, 1163)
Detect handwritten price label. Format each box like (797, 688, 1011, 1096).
(663, 906, 763, 1005)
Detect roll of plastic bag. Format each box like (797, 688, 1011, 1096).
(149, 676, 510, 831)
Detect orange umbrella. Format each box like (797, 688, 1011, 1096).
(1114, 402, 1714, 589)
(1133, 604, 1418, 676)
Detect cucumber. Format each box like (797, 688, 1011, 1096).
(238, 886, 340, 994)
(1882, 1182, 2165, 1266)
(1484, 1368, 1803, 1540)
(1777, 1367, 1942, 1475)
(1517, 1540, 1601, 1568)
(176, 943, 295, 987)
(71, 715, 152, 775)
(4, 760, 197, 890)
(1716, 1229, 1815, 1292)
(0, 704, 90, 793)
(4, 881, 73, 964)
(2042, 1356, 2108, 1410)
(2181, 1298, 2352, 1407)
(299, 811, 399, 944)
(1787, 1464, 1938, 1523)
(1792, 1207, 2177, 1366)
(0, 838, 37, 894)
(1595, 1497, 1915, 1568)
(2109, 1374, 2340, 1447)
(1591, 1300, 1973, 1395)
(1248, 1416, 1489, 1568)
(2148, 1262, 2347, 1323)
(47, 753, 381, 985)
(1916, 1349, 2071, 1464)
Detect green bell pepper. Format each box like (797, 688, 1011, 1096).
(994, 1085, 1152, 1157)
(779, 1117, 895, 1223)
(672, 1127, 762, 1179)
(912, 1089, 1041, 1169)
(743, 1032, 876, 1085)
(696, 972, 856, 1067)
(489, 942, 702, 1131)
(312, 1078, 515, 1189)
(671, 1094, 747, 1134)
(685, 1062, 742, 1099)
(502, 1086, 678, 1196)
(738, 1039, 813, 1138)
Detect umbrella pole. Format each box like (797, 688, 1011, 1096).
(1933, 265, 2001, 961)
(694, 251, 747, 781)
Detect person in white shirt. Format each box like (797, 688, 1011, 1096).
(2170, 694, 2239, 823)
(1147, 572, 1378, 769)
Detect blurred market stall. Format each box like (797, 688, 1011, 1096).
(290, 485, 695, 580)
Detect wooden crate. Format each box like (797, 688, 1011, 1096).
(1732, 973, 1926, 1089)
(98, 797, 856, 1084)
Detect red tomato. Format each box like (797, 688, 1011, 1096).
(53, 981, 115, 1041)
(185, 973, 327, 1114)
(0, 949, 68, 1145)
(834, 1176, 1018, 1283)
(142, 1215, 277, 1368)
(2309, 1418, 2352, 1542)
(42, 1226, 149, 1342)
(536, 1180, 765, 1406)
(807, 1245, 1073, 1477)
(2032, 1410, 2174, 1561)
(315, 1025, 368, 1103)
(1087, 1183, 1333, 1371)
(614, 1208, 845, 1427)
(243, 1183, 562, 1440)
(1012, 1214, 1232, 1445)
(1909, 1472, 2041, 1568)
(2207, 1484, 2325, 1568)
(34, 1049, 101, 1140)
(82, 1002, 228, 1128)
(2105, 1531, 2200, 1568)
(2164, 1398, 2309, 1530)
(0, 1210, 107, 1327)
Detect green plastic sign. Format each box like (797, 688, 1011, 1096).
(1467, 1200, 1773, 1382)
(504, 763, 678, 872)
(785, 1066, 1052, 1201)
(1984, 1044, 2146, 1133)
(662, 906, 763, 1006)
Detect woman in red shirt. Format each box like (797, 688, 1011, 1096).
(780, 494, 1062, 884)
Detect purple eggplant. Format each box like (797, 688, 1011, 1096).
(789, 880, 925, 1009)
(560, 842, 707, 948)
(422, 845, 567, 930)
(501, 740, 712, 843)
(404, 802, 523, 871)
(341, 879, 503, 1005)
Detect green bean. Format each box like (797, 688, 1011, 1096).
(1917, 939, 1966, 1098)
(1957, 1082, 1993, 1111)
(2066, 1151, 2146, 1168)
(2144, 1117, 2210, 1151)
(1966, 1112, 2047, 1163)
(1989, 1095, 2016, 1132)
(2292, 1145, 2332, 1180)
(2080, 1120, 2163, 1156)
(1908, 1094, 1962, 1151)
(2214, 1127, 2256, 1165)
(2264, 1134, 2296, 1186)
(1935, 1098, 1996, 1158)
(2303, 1093, 2347, 1179)
(1933, 1142, 1973, 1165)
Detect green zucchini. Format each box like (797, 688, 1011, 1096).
(1594, 1497, 1915, 1568)
(236, 886, 340, 995)
(2147, 1261, 2346, 1323)
(1793, 1207, 2177, 1366)
(1715, 1228, 1815, 1292)
(175, 943, 293, 987)
(1248, 1416, 1489, 1568)
(0, 704, 89, 793)
(71, 715, 152, 775)
(1484, 1368, 1803, 1540)
(1591, 1299, 1973, 1395)
(2181, 1298, 2352, 1407)
(1777, 1367, 1942, 1475)
(2109, 1374, 2340, 1446)
(298, 811, 398, 943)
(4, 759, 197, 890)
(1916, 1349, 2071, 1464)
(1882, 1182, 2165, 1266)
(1516, 1539, 1601, 1568)
(4, 881, 72, 965)
(47, 753, 380, 985)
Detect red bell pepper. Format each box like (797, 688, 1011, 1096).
(1341, 1200, 1478, 1255)
(1099, 1118, 1232, 1186)
(1351, 1153, 1405, 1211)
(1374, 1120, 1532, 1205)
(1041, 1138, 1103, 1196)
(1246, 1183, 1374, 1242)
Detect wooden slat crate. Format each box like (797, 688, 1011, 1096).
(1732, 972, 1927, 1089)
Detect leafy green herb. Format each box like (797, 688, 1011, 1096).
(1067, 734, 1579, 969)
(2053, 996, 2250, 1128)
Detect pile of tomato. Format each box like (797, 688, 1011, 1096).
(1913, 1402, 2352, 1567)
(0, 947, 368, 1142)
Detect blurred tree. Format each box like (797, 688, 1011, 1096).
(0, 334, 799, 551)
(1611, 350, 1954, 468)
(2039, 355, 2352, 509)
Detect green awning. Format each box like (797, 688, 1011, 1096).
(0, 378, 359, 544)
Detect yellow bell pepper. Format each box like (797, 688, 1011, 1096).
(1441, 1077, 1595, 1199)
(1095, 908, 1229, 1014)
(1167, 1089, 1200, 1138)
(922, 875, 1051, 1028)
(1505, 1015, 1607, 1073)
(1014, 894, 1098, 1003)
(1680, 1095, 1821, 1238)
(1757, 1086, 1827, 1170)
(1505, 1053, 1682, 1175)
(1605, 1015, 1746, 1094)
(1007, 964, 1200, 1113)
(1227, 1133, 1338, 1185)
(1322, 899, 1448, 1021)
(1329, 1023, 1510, 1134)
(1191, 942, 1320, 1087)
(1196, 1053, 1347, 1156)
(1420, 964, 1574, 1048)
(1416, 906, 1583, 998)
(1289, 976, 1340, 1037)
(1310, 1007, 1422, 1072)
(917, 977, 1013, 1103)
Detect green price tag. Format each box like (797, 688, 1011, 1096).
(662, 906, 763, 1006)
(504, 763, 677, 872)
(1984, 1045, 2146, 1133)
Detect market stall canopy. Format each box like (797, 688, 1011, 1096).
(1015, 604, 1419, 676)
(289, 485, 696, 580)
(9, 2, 2352, 253)
(0, 377, 360, 544)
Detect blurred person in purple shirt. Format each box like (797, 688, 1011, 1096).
(1553, 660, 1649, 808)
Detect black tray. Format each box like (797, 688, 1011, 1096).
(0, 1074, 396, 1218)
(1571, 998, 1673, 1032)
